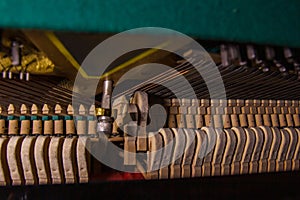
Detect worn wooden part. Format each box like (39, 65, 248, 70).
(88, 120, 97, 135)
(20, 105, 30, 135)
(77, 136, 90, 183)
(247, 114, 255, 127)
(186, 114, 195, 129)
(112, 96, 128, 132)
(204, 114, 212, 127)
(0, 137, 10, 186)
(268, 127, 281, 172)
(286, 113, 294, 127)
(20, 120, 31, 135)
(137, 127, 148, 152)
(222, 114, 231, 129)
(230, 114, 239, 127)
(191, 130, 207, 177)
(250, 106, 257, 114)
(147, 132, 163, 179)
(257, 107, 265, 114)
(249, 127, 264, 174)
(231, 127, 246, 175)
(283, 128, 297, 171)
(276, 129, 290, 172)
(201, 127, 216, 177)
(124, 136, 137, 165)
(240, 128, 255, 174)
(32, 120, 42, 135)
(258, 126, 273, 173)
(176, 114, 186, 128)
(168, 114, 177, 128)
(227, 99, 236, 107)
(293, 114, 300, 127)
(188, 106, 197, 115)
(221, 129, 237, 176)
(77, 120, 87, 135)
(34, 136, 51, 184)
(0, 119, 5, 135)
(236, 99, 244, 107)
(211, 128, 226, 176)
(123, 123, 137, 165)
(263, 114, 272, 127)
(170, 128, 185, 179)
(8, 120, 19, 135)
(195, 115, 204, 129)
(66, 120, 75, 135)
(21, 136, 37, 185)
(131, 91, 148, 152)
(77, 105, 87, 135)
(159, 128, 174, 179)
(7, 136, 24, 185)
(178, 106, 188, 115)
(43, 104, 53, 135)
(213, 114, 223, 129)
(53, 104, 64, 135)
(87, 104, 97, 135)
(255, 114, 263, 126)
(198, 106, 206, 115)
(49, 136, 65, 184)
(54, 119, 64, 135)
(278, 114, 287, 128)
(62, 137, 78, 184)
(239, 114, 248, 127)
(181, 129, 196, 178)
(292, 128, 300, 170)
(169, 106, 178, 115)
(44, 120, 54, 135)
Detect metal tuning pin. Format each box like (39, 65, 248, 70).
(246, 45, 257, 61)
(237, 45, 248, 67)
(273, 47, 288, 76)
(25, 72, 30, 81)
(2, 70, 6, 79)
(11, 40, 21, 66)
(220, 44, 231, 68)
(96, 80, 114, 137)
(19, 71, 24, 80)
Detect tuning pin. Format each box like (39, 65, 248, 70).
(67, 104, 74, 115)
(79, 104, 86, 115)
(2, 71, 6, 79)
(20, 104, 29, 115)
(26, 72, 30, 81)
(19, 71, 24, 80)
(246, 45, 256, 60)
(42, 104, 50, 115)
(7, 104, 16, 115)
(220, 44, 230, 67)
(265, 47, 275, 60)
(11, 40, 21, 66)
(31, 104, 39, 115)
(237, 45, 248, 67)
(8, 71, 12, 79)
(284, 48, 294, 63)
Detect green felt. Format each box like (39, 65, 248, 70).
(0, 0, 299, 47)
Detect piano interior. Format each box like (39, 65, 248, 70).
(0, 1, 300, 199)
